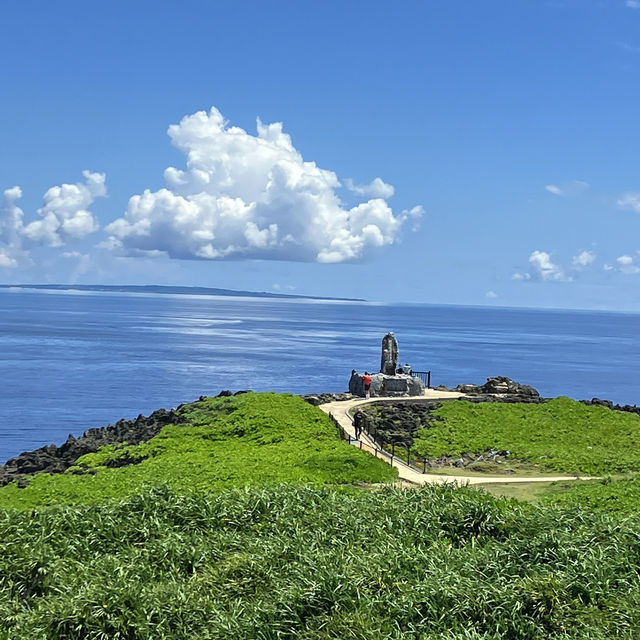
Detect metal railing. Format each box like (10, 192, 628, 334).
(412, 370, 431, 388)
(329, 412, 390, 461)
(329, 411, 431, 474)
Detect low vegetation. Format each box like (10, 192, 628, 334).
(0, 393, 396, 509)
(4, 392, 640, 638)
(2, 484, 640, 639)
(411, 397, 640, 475)
(540, 476, 640, 515)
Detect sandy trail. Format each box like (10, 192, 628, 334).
(319, 391, 597, 486)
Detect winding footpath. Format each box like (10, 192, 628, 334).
(319, 390, 597, 486)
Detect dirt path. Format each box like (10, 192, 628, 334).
(319, 391, 597, 486)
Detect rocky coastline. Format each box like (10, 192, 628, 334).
(1, 378, 637, 489)
(0, 390, 249, 489)
(0, 408, 184, 488)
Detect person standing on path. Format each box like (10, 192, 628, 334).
(363, 372, 372, 399)
(353, 410, 364, 439)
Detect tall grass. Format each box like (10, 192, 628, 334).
(541, 476, 640, 514)
(1, 484, 640, 639)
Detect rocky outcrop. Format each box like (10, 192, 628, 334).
(453, 378, 640, 410)
(580, 398, 640, 416)
(349, 372, 425, 398)
(302, 393, 356, 406)
(461, 394, 547, 405)
(0, 407, 185, 488)
(454, 377, 541, 401)
(359, 400, 440, 447)
(216, 390, 253, 397)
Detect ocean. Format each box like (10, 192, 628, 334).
(1, 288, 638, 463)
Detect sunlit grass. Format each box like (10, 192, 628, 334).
(412, 397, 640, 475)
(2, 484, 640, 639)
(0, 393, 396, 509)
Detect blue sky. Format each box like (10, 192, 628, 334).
(1, 0, 640, 309)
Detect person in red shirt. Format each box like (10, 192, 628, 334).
(363, 372, 372, 399)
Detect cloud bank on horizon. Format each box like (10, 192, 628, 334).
(105, 107, 422, 263)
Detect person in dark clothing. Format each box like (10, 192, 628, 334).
(353, 410, 364, 439)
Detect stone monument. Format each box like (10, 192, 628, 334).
(349, 333, 425, 398)
(380, 332, 398, 375)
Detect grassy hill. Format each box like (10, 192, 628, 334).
(410, 397, 640, 475)
(0, 393, 396, 509)
(4, 392, 640, 638)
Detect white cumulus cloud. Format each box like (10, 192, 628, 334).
(0, 172, 105, 268)
(344, 177, 395, 199)
(22, 171, 105, 247)
(617, 192, 640, 214)
(106, 107, 421, 263)
(513, 250, 569, 282)
(529, 250, 567, 281)
(0, 187, 27, 268)
(0, 187, 25, 255)
(616, 254, 640, 274)
(0, 249, 17, 268)
(572, 250, 596, 267)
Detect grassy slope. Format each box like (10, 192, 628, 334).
(2, 484, 640, 640)
(0, 393, 396, 509)
(540, 476, 640, 514)
(412, 397, 640, 475)
(477, 477, 640, 516)
(3, 393, 640, 637)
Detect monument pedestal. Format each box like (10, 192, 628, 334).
(349, 371, 425, 398)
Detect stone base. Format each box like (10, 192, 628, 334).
(349, 372, 425, 398)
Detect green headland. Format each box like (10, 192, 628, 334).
(2, 391, 640, 638)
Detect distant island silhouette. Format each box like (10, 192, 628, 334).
(0, 284, 365, 303)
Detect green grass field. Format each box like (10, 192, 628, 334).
(539, 476, 640, 514)
(412, 397, 640, 475)
(0, 393, 396, 509)
(4, 392, 640, 638)
(2, 483, 640, 639)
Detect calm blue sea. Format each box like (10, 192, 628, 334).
(1, 288, 639, 463)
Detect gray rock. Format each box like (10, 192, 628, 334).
(349, 371, 425, 398)
(301, 393, 356, 406)
(454, 384, 482, 394)
(454, 377, 540, 398)
(580, 397, 640, 416)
